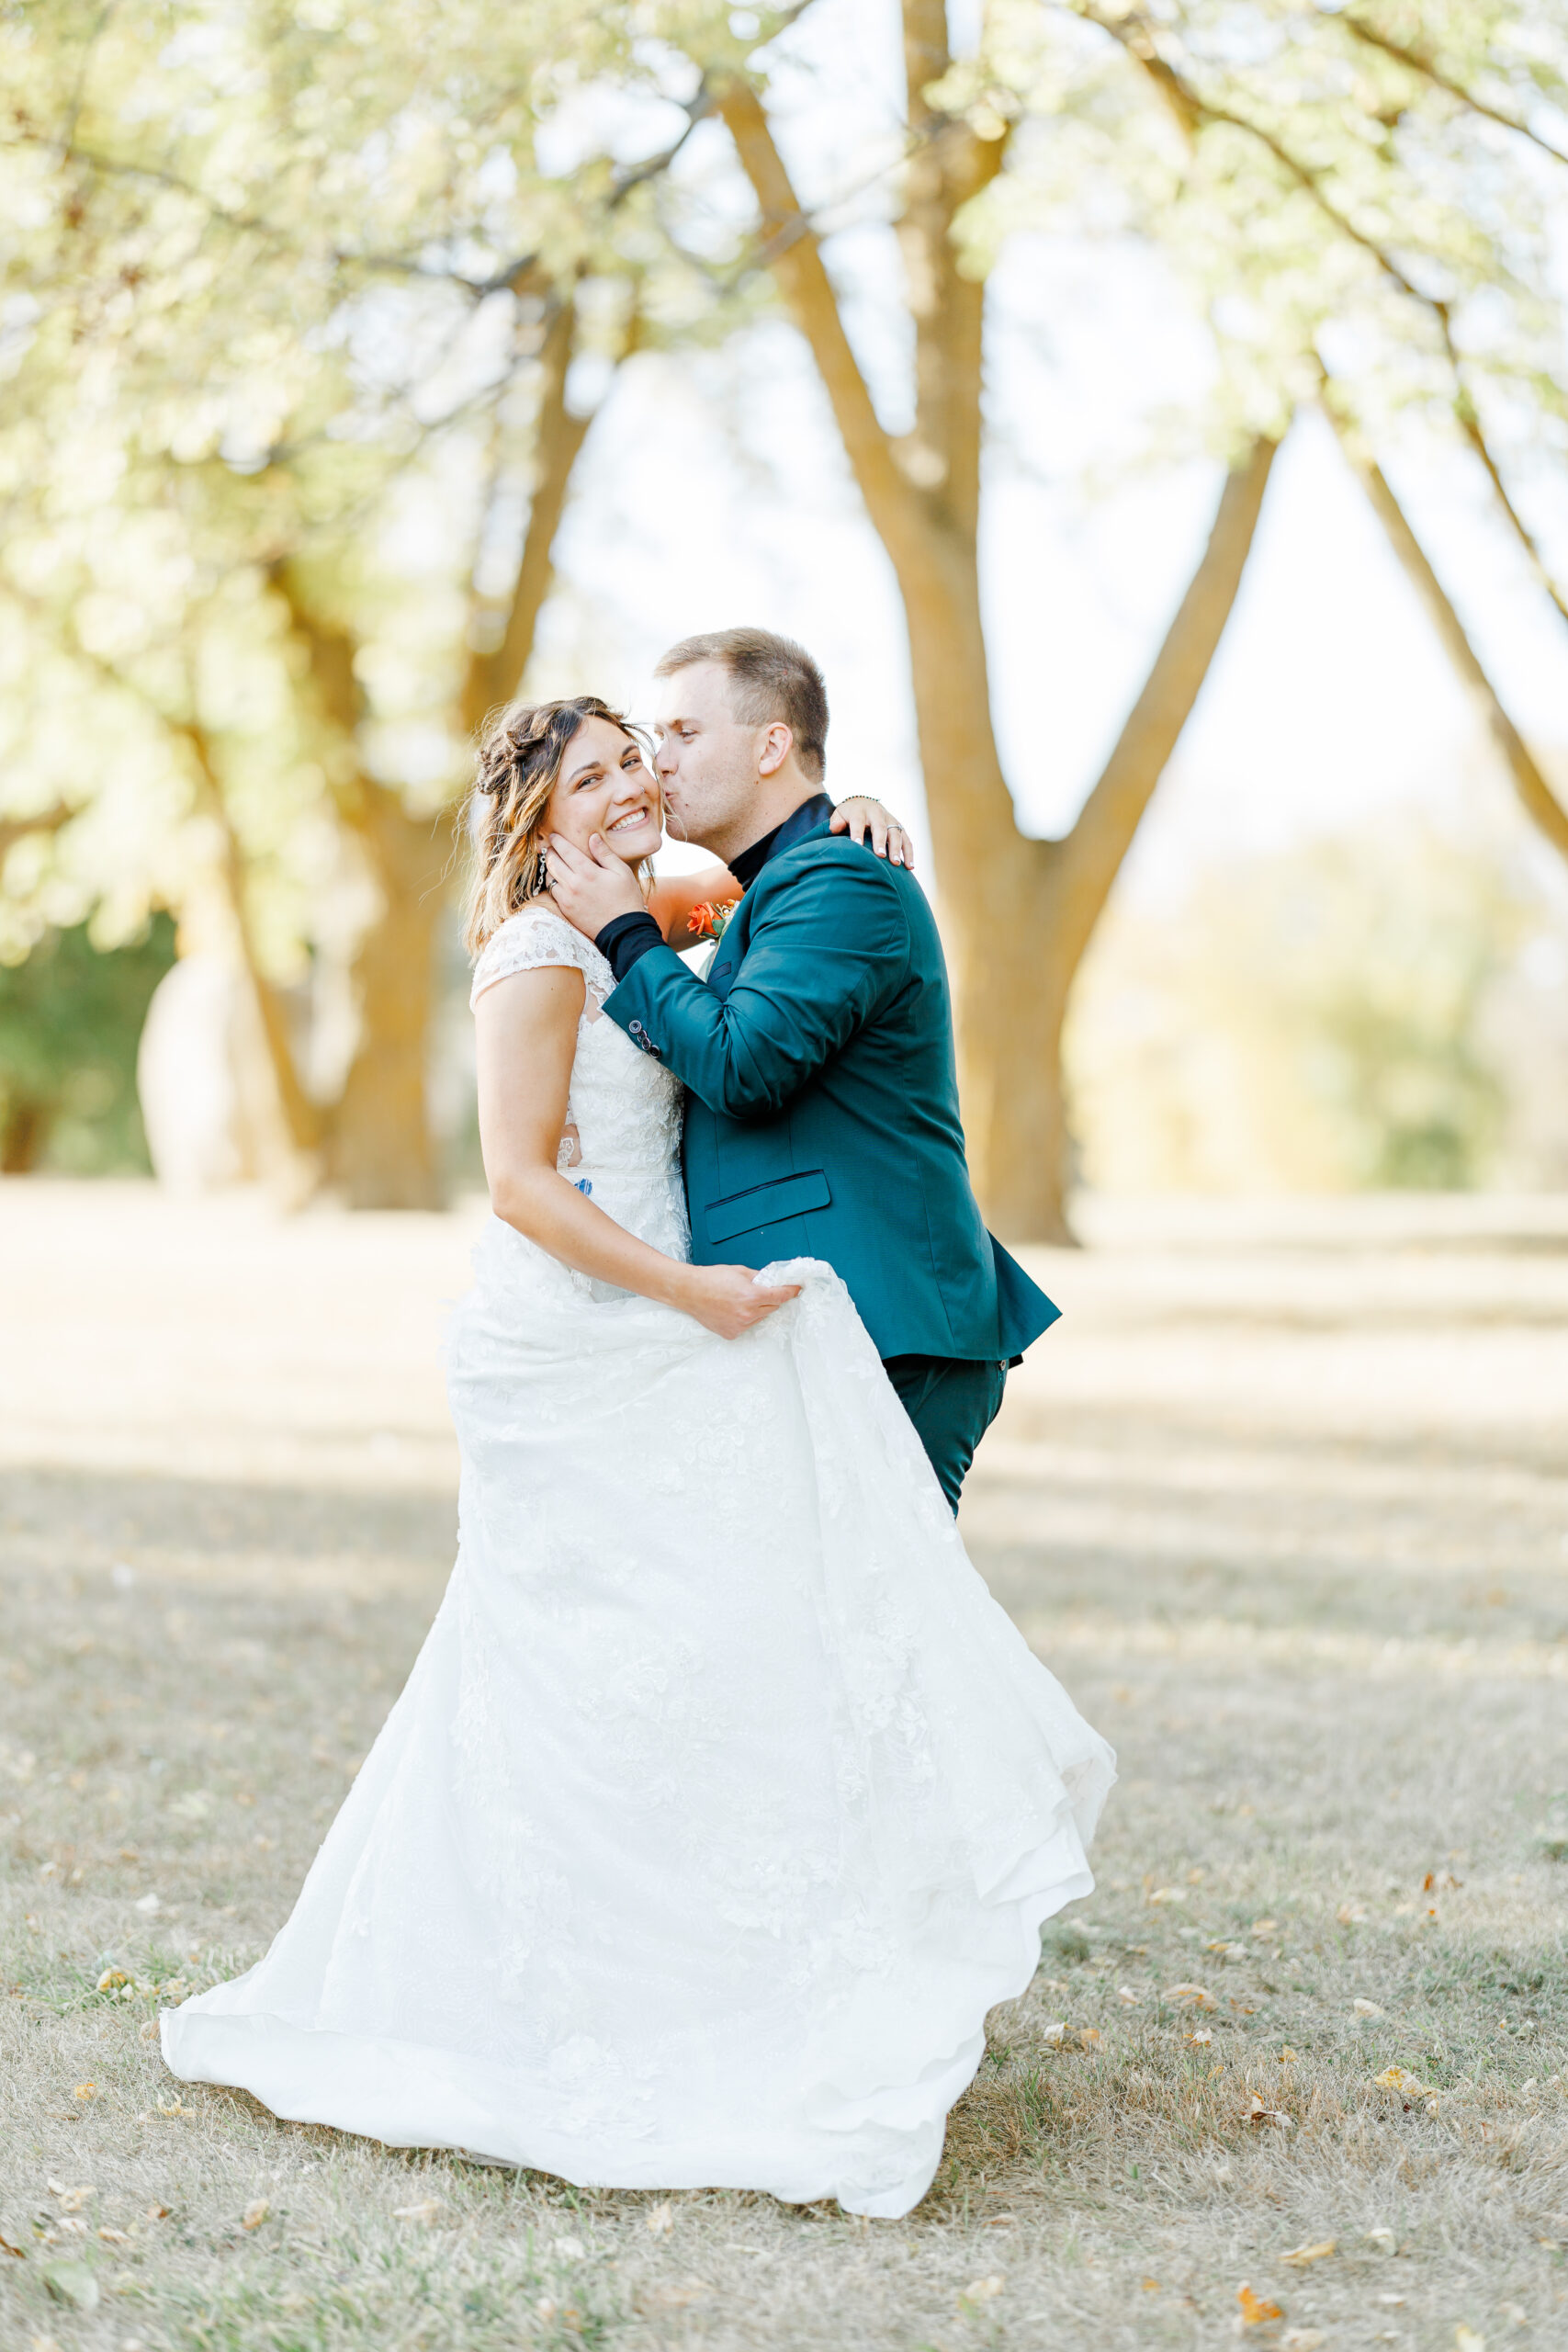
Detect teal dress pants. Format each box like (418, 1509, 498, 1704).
(882, 1354, 1009, 1514)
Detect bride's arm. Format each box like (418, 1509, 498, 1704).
(646, 864, 739, 945)
(474, 963, 799, 1341)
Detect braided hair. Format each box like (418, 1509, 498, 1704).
(462, 695, 651, 956)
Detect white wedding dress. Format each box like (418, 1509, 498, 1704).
(163, 907, 1114, 2219)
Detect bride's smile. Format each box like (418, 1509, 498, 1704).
(550, 714, 663, 865)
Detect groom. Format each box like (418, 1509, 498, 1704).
(546, 627, 1058, 1510)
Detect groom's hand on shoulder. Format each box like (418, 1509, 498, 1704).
(546, 832, 649, 939)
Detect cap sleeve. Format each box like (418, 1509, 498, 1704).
(469, 907, 615, 1012)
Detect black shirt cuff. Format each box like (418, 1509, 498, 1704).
(595, 910, 665, 983)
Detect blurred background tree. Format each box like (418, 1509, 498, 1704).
(1, 0, 728, 1204)
(1066, 811, 1565, 1194)
(0, 914, 175, 1174)
(3, 0, 1567, 1227)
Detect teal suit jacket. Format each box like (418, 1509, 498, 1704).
(603, 803, 1059, 1364)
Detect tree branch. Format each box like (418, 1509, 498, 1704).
(1325, 406, 1568, 864)
(899, 0, 1009, 545)
(1050, 431, 1280, 967)
(1083, 15, 1568, 656)
(0, 805, 74, 860)
(1335, 9, 1568, 165)
(715, 74, 959, 604)
(1444, 364, 1568, 630)
(461, 286, 593, 735)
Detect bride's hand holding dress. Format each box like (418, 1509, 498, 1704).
(473, 953, 799, 1342)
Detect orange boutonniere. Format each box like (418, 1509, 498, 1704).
(687, 899, 739, 944)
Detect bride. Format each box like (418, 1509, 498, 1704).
(162, 695, 1114, 2221)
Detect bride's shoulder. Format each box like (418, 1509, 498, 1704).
(470, 903, 606, 1010)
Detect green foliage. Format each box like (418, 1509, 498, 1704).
(0, 914, 176, 1173)
(954, 4, 1568, 466)
(1280, 839, 1512, 1189)
(1067, 819, 1540, 1194)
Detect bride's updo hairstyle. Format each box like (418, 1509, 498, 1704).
(463, 695, 651, 956)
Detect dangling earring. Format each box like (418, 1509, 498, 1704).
(534, 851, 548, 894)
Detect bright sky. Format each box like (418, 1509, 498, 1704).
(530, 1, 1568, 907)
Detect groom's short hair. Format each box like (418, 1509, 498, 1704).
(654, 628, 828, 782)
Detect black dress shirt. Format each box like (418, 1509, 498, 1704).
(594, 795, 835, 984)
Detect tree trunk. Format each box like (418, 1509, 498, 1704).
(1, 1098, 47, 1172)
(181, 715, 321, 1180)
(985, 436, 1279, 1236)
(271, 289, 596, 1209)
(323, 791, 452, 1209)
(717, 55, 1278, 1239)
(1328, 416, 1568, 864)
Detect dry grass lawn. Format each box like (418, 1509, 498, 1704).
(2, 1180, 1566, 2352)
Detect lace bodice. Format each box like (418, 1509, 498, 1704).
(470, 904, 688, 1262)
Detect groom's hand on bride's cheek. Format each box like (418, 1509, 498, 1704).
(546, 832, 648, 932)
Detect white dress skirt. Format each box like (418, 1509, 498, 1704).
(162, 908, 1115, 2219)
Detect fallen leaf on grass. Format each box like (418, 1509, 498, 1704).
(1251, 1919, 1278, 1939)
(1354, 1999, 1384, 2018)
(1168, 1984, 1216, 2009)
(1237, 2284, 1283, 2325)
(72, 2084, 97, 2101)
(1246, 2096, 1292, 2129)
(0, 2232, 26, 2258)
(392, 2199, 442, 2224)
(1279, 2048, 1298, 2064)
(1141, 2276, 1160, 2290)
(144, 2204, 171, 2221)
(241, 2201, 269, 2231)
(49, 2184, 95, 2212)
(139, 2020, 159, 2041)
(1337, 1902, 1368, 1925)
(1372, 2066, 1434, 2099)
(132, 1894, 161, 1916)
(96, 1970, 129, 1993)
(1280, 2333, 1325, 2349)
(155, 2102, 194, 2118)
(1117, 1985, 1140, 2005)
(1186, 2029, 1213, 2045)
(644, 2202, 673, 2235)
(1281, 2239, 1335, 2267)
(959, 2275, 1006, 2305)
(1454, 2331, 1485, 2352)
(1041, 2021, 1066, 2047)
(1078, 2027, 1102, 2049)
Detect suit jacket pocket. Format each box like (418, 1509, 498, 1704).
(704, 1169, 831, 1246)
